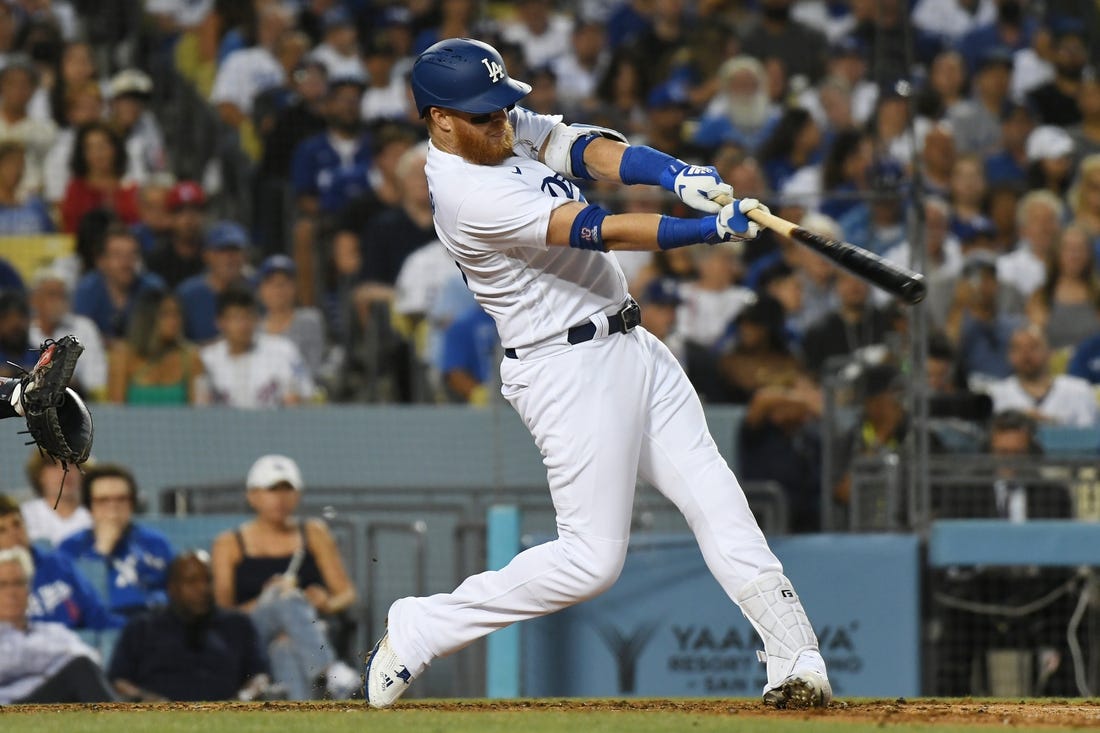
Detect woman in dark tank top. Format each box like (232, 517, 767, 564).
(211, 455, 358, 700)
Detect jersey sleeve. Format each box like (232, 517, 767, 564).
(509, 106, 562, 161)
(455, 176, 573, 252)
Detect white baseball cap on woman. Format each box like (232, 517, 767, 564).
(246, 454, 304, 491)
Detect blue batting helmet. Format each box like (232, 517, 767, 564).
(410, 38, 531, 118)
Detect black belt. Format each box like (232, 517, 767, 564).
(504, 300, 641, 359)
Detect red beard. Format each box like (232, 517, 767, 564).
(453, 118, 516, 166)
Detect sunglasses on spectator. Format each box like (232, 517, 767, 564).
(465, 105, 514, 125)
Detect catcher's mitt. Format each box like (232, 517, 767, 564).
(17, 336, 94, 468)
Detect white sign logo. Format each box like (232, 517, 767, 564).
(481, 58, 505, 83)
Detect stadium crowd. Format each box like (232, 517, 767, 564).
(2, 0, 1100, 702)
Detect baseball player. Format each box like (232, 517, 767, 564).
(365, 38, 831, 709)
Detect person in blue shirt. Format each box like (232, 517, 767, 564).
(0, 494, 122, 630)
(290, 77, 373, 218)
(72, 224, 165, 341)
(440, 304, 499, 405)
(58, 464, 175, 618)
(1067, 326, 1100, 385)
(0, 141, 53, 235)
(176, 221, 251, 343)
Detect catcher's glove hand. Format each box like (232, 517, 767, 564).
(16, 336, 94, 469)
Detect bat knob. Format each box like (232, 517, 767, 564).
(901, 274, 927, 305)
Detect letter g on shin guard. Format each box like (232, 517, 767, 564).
(735, 571, 821, 690)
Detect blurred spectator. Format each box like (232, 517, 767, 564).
(59, 121, 140, 233)
(359, 32, 409, 123)
(881, 198, 962, 305)
(28, 265, 107, 397)
(0, 546, 116, 704)
(0, 494, 118, 631)
(500, 0, 573, 71)
(1068, 154, 1100, 243)
(1025, 125, 1075, 197)
(756, 107, 823, 194)
(210, 454, 358, 700)
(814, 38, 877, 127)
(1026, 22, 1086, 126)
(850, 0, 916, 84)
(109, 550, 275, 703)
(1026, 224, 1100, 351)
(592, 50, 646, 139)
(789, 213, 839, 334)
(832, 363, 909, 509)
(1068, 75, 1100, 162)
(921, 123, 958, 198)
(145, 181, 207, 289)
(0, 291, 37, 377)
(919, 49, 969, 121)
(801, 270, 893, 377)
(58, 464, 176, 617)
(818, 129, 873, 223)
(308, 6, 363, 81)
(19, 450, 90, 546)
(911, 0, 997, 44)
(290, 77, 371, 218)
(983, 103, 1033, 187)
(72, 224, 165, 341)
(108, 289, 207, 406)
(986, 182, 1022, 252)
(755, 261, 803, 343)
(45, 40, 97, 127)
(132, 174, 176, 254)
(257, 255, 325, 378)
(740, 0, 828, 85)
(693, 56, 778, 151)
(638, 276, 686, 367)
(411, 0, 485, 56)
(838, 156, 907, 257)
(105, 69, 167, 188)
(41, 79, 106, 204)
(176, 220, 251, 343)
(948, 156, 989, 237)
(258, 60, 328, 182)
(0, 56, 58, 198)
(955, 0, 1029, 74)
(677, 244, 754, 351)
(933, 409, 1071, 520)
(949, 47, 1014, 156)
(336, 142, 433, 303)
(0, 140, 52, 234)
(201, 287, 315, 408)
(720, 295, 803, 405)
(985, 325, 1098, 426)
(550, 19, 607, 115)
(739, 369, 823, 533)
(998, 190, 1064, 297)
(926, 331, 993, 421)
(209, 3, 294, 128)
(439, 303, 498, 405)
(946, 250, 1023, 382)
(635, 82, 699, 161)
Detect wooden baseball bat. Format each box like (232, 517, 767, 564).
(715, 196, 927, 305)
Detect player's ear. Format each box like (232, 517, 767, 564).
(428, 107, 453, 133)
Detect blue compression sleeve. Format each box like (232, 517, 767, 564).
(570, 134, 598, 180)
(570, 204, 610, 251)
(657, 215, 719, 250)
(619, 146, 686, 188)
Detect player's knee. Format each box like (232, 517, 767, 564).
(563, 540, 627, 600)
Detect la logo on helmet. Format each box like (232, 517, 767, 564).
(481, 58, 505, 83)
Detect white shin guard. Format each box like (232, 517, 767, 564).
(735, 571, 823, 690)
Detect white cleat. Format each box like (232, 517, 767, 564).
(364, 633, 414, 708)
(762, 670, 832, 709)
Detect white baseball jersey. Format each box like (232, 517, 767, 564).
(425, 106, 628, 349)
(201, 334, 315, 409)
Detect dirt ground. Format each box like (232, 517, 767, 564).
(4, 698, 1100, 728)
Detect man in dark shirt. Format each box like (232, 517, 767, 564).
(145, 181, 208, 289)
(740, 0, 828, 85)
(1027, 23, 1088, 127)
(108, 551, 273, 702)
(800, 270, 893, 377)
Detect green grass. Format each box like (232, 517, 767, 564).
(0, 706, 1083, 733)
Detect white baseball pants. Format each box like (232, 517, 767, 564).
(388, 327, 801, 678)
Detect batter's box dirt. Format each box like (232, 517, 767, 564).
(5, 698, 1100, 728)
